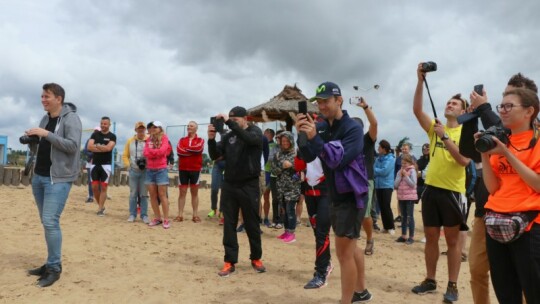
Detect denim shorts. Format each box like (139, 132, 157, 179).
(145, 168, 169, 185)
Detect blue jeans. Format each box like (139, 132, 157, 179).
(284, 199, 297, 232)
(87, 169, 93, 198)
(129, 169, 148, 218)
(31, 174, 72, 272)
(398, 200, 415, 237)
(145, 168, 169, 185)
(210, 162, 224, 211)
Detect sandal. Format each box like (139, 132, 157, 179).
(192, 216, 201, 223)
(173, 215, 184, 222)
(365, 240, 374, 255)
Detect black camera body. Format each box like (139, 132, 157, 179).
(136, 158, 147, 170)
(421, 61, 437, 73)
(20, 135, 40, 145)
(475, 126, 509, 152)
(210, 117, 225, 133)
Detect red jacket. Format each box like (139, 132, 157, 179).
(177, 134, 205, 171)
(143, 134, 172, 170)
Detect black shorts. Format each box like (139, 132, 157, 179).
(421, 185, 466, 228)
(179, 170, 200, 187)
(330, 199, 366, 239)
(90, 164, 111, 184)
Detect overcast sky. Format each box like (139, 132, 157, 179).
(2, 0, 540, 156)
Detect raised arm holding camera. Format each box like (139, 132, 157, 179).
(411, 63, 470, 303)
(26, 83, 82, 287)
(476, 87, 540, 304)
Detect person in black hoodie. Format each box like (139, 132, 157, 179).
(208, 106, 266, 277)
(25, 83, 82, 287)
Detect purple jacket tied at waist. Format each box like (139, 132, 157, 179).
(321, 140, 369, 208)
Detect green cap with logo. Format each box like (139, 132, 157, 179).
(310, 81, 342, 101)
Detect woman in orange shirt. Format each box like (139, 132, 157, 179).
(478, 88, 540, 304)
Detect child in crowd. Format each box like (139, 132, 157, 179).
(394, 154, 418, 244)
(271, 131, 301, 244)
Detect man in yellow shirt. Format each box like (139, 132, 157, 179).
(411, 63, 470, 303)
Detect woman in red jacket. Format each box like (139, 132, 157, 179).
(144, 121, 173, 229)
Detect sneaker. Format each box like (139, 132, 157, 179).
(304, 272, 327, 289)
(277, 232, 288, 239)
(406, 238, 414, 245)
(218, 262, 235, 277)
(148, 218, 162, 227)
(251, 259, 266, 273)
(263, 218, 271, 227)
(127, 215, 135, 222)
(236, 223, 245, 233)
(85, 197, 93, 203)
(96, 208, 105, 217)
(412, 278, 437, 295)
(388, 229, 396, 235)
(325, 262, 334, 279)
(218, 218, 224, 225)
(352, 289, 373, 303)
(395, 236, 407, 243)
(142, 216, 150, 224)
(162, 219, 170, 229)
(394, 215, 402, 222)
(207, 210, 216, 218)
(274, 223, 283, 229)
(443, 282, 459, 303)
(282, 232, 296, 244)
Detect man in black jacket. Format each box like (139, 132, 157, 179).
(461, 73, 537, 304)
(208, 106, 266, 277)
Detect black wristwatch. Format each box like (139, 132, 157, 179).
(362, 105, 369, 110)
(441, 133, 450, 141)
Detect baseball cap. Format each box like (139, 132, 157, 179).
(153, 121, 163, 128)
(93, 126, 101, 132)
(134, 121, 146, 130)
(229, 106, 247, 118)
(310, 81, 342, 101)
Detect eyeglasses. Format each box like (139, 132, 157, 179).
(496, 103, 525, 113)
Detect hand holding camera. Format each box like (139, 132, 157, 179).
(136, 158, 146, 170)
(474, 126, 509, 153)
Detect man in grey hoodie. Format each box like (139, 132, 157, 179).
(25, 83, 82, 288)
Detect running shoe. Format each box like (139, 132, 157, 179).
(85, 197, 93, 203)
(303, 272, 327, 289)
(142, 216, 150, 224)
(274, 223, 283, 229)
(406, 238, 414, 245)
(96, 208, 105, 217)
(443, 282, 459, 303)
(148, 218, 162, 227)
(218, 262, 235, 277)
(352, 289, 373, 303)
(251, 259, 266, 273)
(395, 236, 407, 243)
(282, 232, 296, 244)
(162, 219, 170, 229)
(207, 209, 216, 218)
(277, 232, 288, 239)
(236, 223, 245, 232)
(127, 215, 135, 222)
(412, 278, 437, 295)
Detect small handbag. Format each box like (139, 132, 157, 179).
(484, 210, 538, 244)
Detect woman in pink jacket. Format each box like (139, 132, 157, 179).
(143, 121, 173, 229)
(394, 154, 418, 244)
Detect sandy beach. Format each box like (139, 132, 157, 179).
(0, 174, 495, 304)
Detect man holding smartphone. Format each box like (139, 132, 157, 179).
(296, 82, 372, 303)
(208, 106, 266, 277)
(412, 63, 470, 303)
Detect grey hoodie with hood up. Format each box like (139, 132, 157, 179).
(35, 102, 82, 183)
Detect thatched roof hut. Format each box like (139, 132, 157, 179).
(247, 85, 319, 130)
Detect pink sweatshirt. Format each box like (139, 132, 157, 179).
(143, 134, 172, 170)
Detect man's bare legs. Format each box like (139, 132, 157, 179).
(177, 186, 188, 219)
(190, 185, 199, 219)
(335, 236, 366, 304)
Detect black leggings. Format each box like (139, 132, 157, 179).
(376, 188, 395, 230)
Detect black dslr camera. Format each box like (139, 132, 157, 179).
(136, 158, 147, 170)
(421, 61, 437, 73)
(475, 126, 509, 153)
(20, 135, 40, 145)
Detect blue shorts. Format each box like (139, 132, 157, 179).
(145, 168, 169, 186)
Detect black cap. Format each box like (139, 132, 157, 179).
(229, 106, 247, 118)
(310, 81, 342, 101)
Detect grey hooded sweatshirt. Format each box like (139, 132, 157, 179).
(36, 102, 82, 183)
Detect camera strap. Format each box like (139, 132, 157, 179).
(423, 75, 438, 119)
